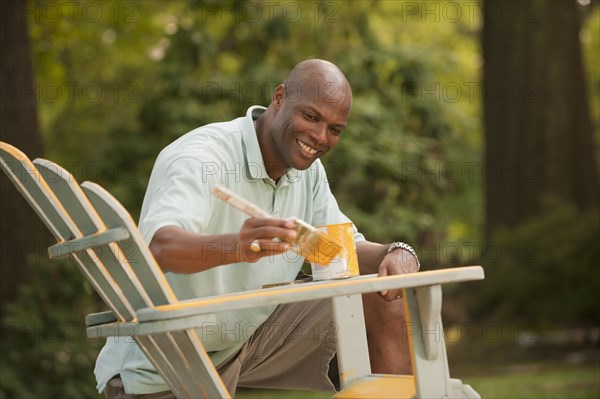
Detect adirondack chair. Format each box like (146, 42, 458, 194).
(0, 141, 484, 399)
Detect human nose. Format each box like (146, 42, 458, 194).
(309, 123, 327, 145)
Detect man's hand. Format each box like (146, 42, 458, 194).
(237, 217, 297, 262)
(378, 248, 419, 302)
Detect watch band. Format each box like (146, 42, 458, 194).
(387, 242, 421, 271)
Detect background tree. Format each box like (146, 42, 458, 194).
(0, 0, 51, 307)
(484, 0, 598, 234)
(480, 0, 599, 325)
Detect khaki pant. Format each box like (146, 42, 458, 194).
(104, 299, 337, 398)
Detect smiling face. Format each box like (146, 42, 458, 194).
(258, 60, 352, 180)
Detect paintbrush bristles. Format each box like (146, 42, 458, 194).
(290, 219, 342, 265)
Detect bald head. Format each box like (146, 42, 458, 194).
(282, 59, 352, 109)
(257, 59, 352, 180)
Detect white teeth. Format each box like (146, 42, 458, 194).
(297, 140, 317, 155)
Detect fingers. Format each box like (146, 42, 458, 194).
(240, 217, 298, 242)
(251, 239, 291, 254)
(242, 239, 291, 263)
(379, 264, 389, 297)
(239, 217, 298, 263)
(378, 288, 403, 302)
(378, 284, 403, 302)
(378, 257, 409, 301)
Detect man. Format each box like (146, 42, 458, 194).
(95, 59, 419, 397)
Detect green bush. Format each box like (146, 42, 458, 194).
(470, 198, 600, 328)
(0, 258, 102, 398)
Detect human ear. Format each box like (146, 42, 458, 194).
(272, 84, 285, 107)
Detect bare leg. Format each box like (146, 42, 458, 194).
(362, 292, 412, 375)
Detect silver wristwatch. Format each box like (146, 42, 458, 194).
(387, 242, 421, 271)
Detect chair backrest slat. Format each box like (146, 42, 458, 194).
(1, 144, 135, 320)
(32, 158, 158, 313)
(2, 143, 175, 313)
(89, 243, 155, 310)
(34, 159, 105, 236)
(76, 249, 136, 320)
(82, 182, 177, 307)
(0, 145, 78, 240)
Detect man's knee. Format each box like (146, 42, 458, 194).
(362, 292, 406, 328)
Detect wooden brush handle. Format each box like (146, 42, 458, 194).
(212, 185, 272, 219)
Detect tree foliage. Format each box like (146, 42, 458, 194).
(0, 259, 102, 398)
(472, 197, 600, 327)
(28, 0, 483, 248)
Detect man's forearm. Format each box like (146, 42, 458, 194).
(149, 226, 242, 274)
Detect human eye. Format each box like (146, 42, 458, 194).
(303, 112, 317, 121)
(330, 126, 343, 136)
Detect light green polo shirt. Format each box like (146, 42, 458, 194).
(94, 106, 364, 394)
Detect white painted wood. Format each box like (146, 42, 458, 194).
(85, 310, 117, 327)
(135, 267, 484, 334)
(416, 285, 442, 361)
(404, 286, 450, 398)
(450, 378, 481, 398)
(332, 294, 371, 388)
(48, 226, 130, 259)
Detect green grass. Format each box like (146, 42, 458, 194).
(466, 364, 599, 399)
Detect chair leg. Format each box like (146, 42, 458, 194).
(403, 285, 452, 398)
(450, 378, 481, 399)
(332, 294, 372, 389)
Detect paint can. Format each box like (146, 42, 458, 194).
(310, 222, 359, 280)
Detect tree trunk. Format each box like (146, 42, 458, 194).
(483, 0, 598, 239)
(0, 0, 51, 306)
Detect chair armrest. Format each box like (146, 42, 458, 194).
(134, 266, 484, 336)
(86, 320, 140, 339)
(85, 310, 118, 327)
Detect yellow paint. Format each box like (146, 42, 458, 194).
(403, 288, 418, 379)
(333, 375, 416, 398)
(311, 222, 360, 280)
(339, 368, 354, 386)
(150, 266, 484, 313)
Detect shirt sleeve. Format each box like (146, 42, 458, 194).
(138, 155, 214, 244)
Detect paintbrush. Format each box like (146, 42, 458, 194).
(211, 184, 342, 265)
